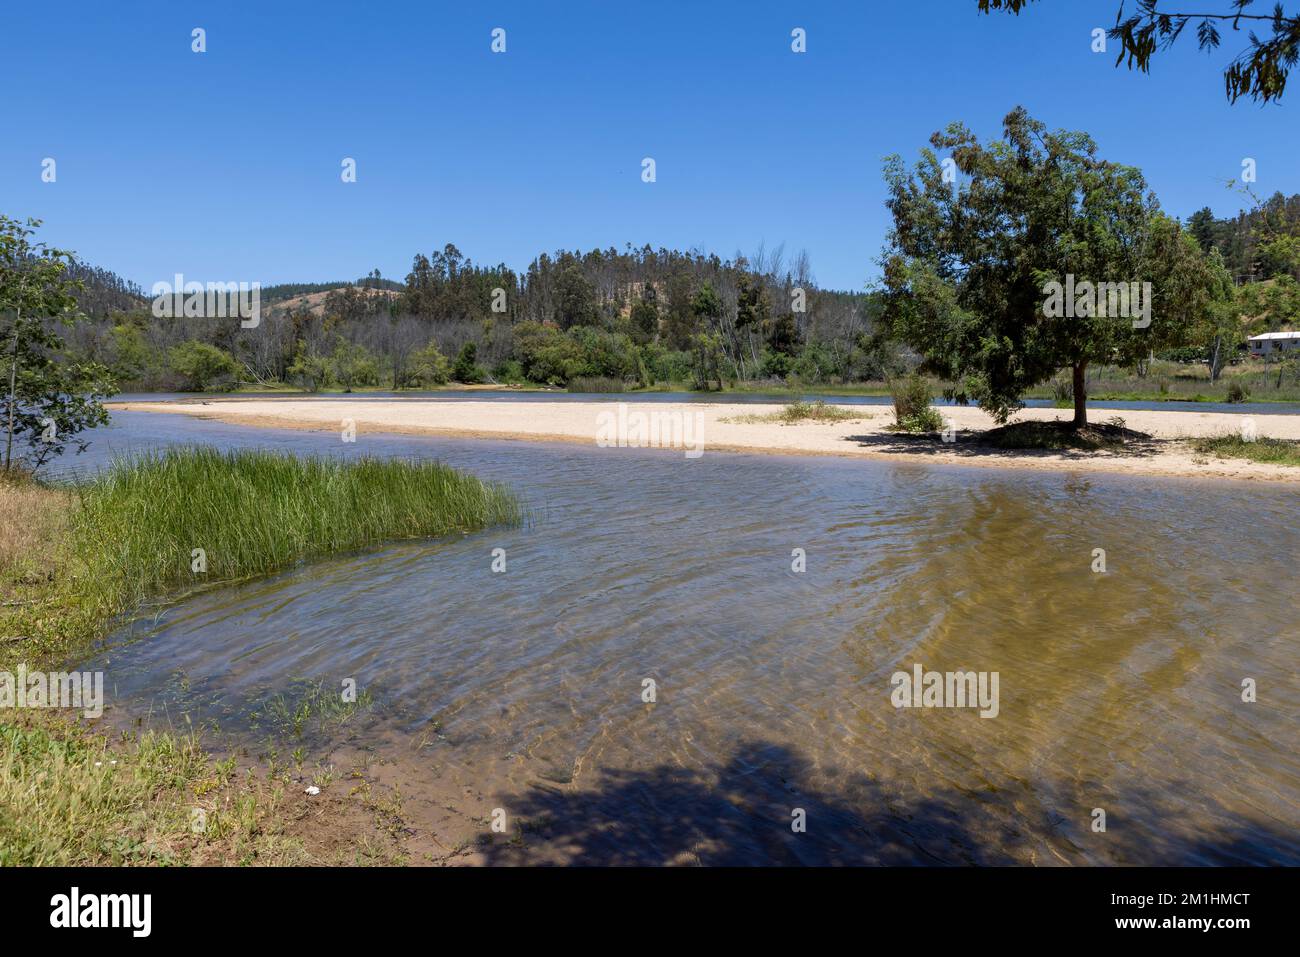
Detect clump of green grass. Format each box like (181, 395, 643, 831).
(721, 400, 860, 425)
(70, 447, 521, 616)
(887, 374, 945, 433)
(775, 400, 858, 423)
(253, 678, 376, 739)
(1191, 433, 1300, 467)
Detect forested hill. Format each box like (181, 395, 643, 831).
(1188, 191, 1300, 284)
(64, 241, 883, 392)
(53, 192, 1300, 394)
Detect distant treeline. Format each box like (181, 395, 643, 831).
(66, 242, 893, 392)
(1188, 191, 1300, 284)
(59, 193, 1300, 393)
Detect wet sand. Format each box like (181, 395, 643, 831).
(110, 397, 1300, 483)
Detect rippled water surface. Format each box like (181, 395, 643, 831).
(73, 412, 1300, 864)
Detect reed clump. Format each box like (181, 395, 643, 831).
(70, 447, 522, 616)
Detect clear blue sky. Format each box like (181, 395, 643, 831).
(2, 0, 1295, 293)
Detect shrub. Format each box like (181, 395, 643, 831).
(492, 359, 525, 384)
(286, 349, 330, 392)
(1050, 378, 1073, 408)
(409, 342, 451, 386)
(513, 322, 586, 385)
(328, 338, 380, 392)
(760, 349, 794, 379)
(889, 373, 944, 432)
(1226, 380, 1249, 403)
(168, 341, 240, 392)
(451, 343, 486, 384)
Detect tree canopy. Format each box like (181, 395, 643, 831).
(0, 216, 111, 471)
(880, 107, 1226, 426)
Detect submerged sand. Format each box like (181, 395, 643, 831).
(109, 397, 1300, 483)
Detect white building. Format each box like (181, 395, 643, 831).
(1247, 331, 1300, 357)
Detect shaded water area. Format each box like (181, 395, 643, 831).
(71, 412, 1299, 865)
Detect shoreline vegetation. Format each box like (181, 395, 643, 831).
(208, 364, 1300, 406)
(0, 450, 520, 865)
(113, 396, 1300, 484)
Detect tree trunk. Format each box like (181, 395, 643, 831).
(1072, 360, 1088, 429)
(5, 306, 20, 472)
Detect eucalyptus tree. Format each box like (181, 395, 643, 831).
(979, 0, 1300, 103)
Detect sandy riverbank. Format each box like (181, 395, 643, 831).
(109, 397, 1300, 483)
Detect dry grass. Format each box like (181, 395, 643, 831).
(0, 474, 69, 600)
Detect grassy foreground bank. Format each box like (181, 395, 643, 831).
(1, 448, 520, 865)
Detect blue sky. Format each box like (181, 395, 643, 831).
(2, 1, 1295, 293)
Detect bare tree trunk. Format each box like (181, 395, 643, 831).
(5, 306, 20, 471)
(1072, 360, 1088, 429)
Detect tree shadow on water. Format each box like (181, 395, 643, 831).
(482, 740, 1023, 866)
(480, 740, 1300, 866)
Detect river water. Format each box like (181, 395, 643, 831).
(67, 410, 1299, 865)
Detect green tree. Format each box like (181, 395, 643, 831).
(881, 107, 1221, 427)
(452, 342, 486, 383)
(0, 216, 112, 471)
(767, 313, 801, 356)
(691, 331, 725, 391)
(328, 337, 380, 392)
(108, 322, 158, 384)
(630, 293, 659, 343)
(1189, 251, 1241, 381)
(409, 341, 451, 386)
(554, 265, 598, 329)
(663, 273, 697, 350)
(286, 347, 330, 392)
(170, 340, 240, 392)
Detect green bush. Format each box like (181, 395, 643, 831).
(889, 373, 944, 432)
(168, 341, 240, 392)
(1226, 380, 1250, 403)
(760, 349, 794, 379)
(409, 342, 451, 386)
(451, 343, 486, 384)
(328, 338, 380, 392)
(492, 359, 525, 384)
(286, 349, 330, 392)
